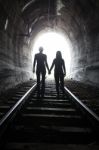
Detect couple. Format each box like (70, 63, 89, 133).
(33, 47, 66, 98)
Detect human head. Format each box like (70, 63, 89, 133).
(39, 47, 43, 53)
(56, 51, 62, 59)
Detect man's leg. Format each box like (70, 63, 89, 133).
(37, 72, 40, 97)
(41, 72, 45, 97)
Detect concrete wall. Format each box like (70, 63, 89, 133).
(60, 0, 99, 86)
(0, 1, 33, 93)
(0, 30, 33, 93)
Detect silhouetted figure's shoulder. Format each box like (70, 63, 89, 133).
(54, 58, 64, 63)
(35, 53, 46, 59)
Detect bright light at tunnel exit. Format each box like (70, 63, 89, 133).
(32, 32, 71, 78)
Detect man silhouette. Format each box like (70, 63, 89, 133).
(33, 47, 49, 98)
(49, 51, 66, 98)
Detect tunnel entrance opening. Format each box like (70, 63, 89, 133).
(32, 31, 72, 79)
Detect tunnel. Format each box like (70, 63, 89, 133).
(1, 0, 99, 148)
(0, 0, 99, 93)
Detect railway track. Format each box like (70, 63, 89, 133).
(0, 80, 99, 149)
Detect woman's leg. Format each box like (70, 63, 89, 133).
(60, 74, 65, 95)
(55, 73, 59, 97)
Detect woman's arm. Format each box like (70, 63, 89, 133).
(49, 59, 55, 73)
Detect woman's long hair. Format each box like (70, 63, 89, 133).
(56, 51, 62, 59)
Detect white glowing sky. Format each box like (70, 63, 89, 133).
(32, 32, 71, 77)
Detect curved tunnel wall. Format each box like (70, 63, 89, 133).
(0, 0, 99, 93)
(57, 0, 99, 85)
(0, 1, 33, 92)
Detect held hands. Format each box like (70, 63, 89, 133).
(48, 69, 51, 75)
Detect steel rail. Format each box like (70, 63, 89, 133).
(64, 86, 99, 131)
(0, 82, 37, 138)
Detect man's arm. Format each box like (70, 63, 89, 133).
(33, 55, 36, 73)
(45, 56, 49, 72)
(63, 60, 66, 76)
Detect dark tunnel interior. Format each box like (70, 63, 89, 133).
(1, 1, 99, 149)
(0, 0, 99, 92)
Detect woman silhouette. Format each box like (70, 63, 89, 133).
(49, 51, 66, 98)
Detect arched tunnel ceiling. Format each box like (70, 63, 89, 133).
(1, 0, 99, 41)
(20, 0, 99, 39)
